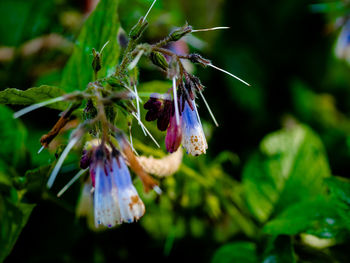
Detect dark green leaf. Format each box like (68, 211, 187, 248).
(0, 0, 56, 46)
(0, 195, 35, 262)
(0, 105, 27, 167)
(0, 86, 69, 111)
(324, 176, 350, 230)
(243, 124, 331, 222)
(326, 176, 350, 206)
(61, 0, 120, 92)
(263, 197, 347, 239)
(211, 242, 258, 263)
(262, 235, 296, 263)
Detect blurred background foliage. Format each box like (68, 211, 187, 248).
(1, 0, 350, 262)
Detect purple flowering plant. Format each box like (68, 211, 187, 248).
(3, 1, 350, 262)
(10, 0, 249, 229)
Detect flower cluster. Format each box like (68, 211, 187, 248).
(144, 73, 208, 156)
(80, 140, 145, 227)
(13, 0, 249, 228)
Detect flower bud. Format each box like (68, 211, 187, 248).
(129, 17, 148, 40)
(144, 94, 173, 131)
(92, 48, 102, 73)
(188, 53, 211, 67)
(157, 100, 172, 131)
(144, 95, 162, 121)
(169, 24, 193, 42)
(150, 51, 169, 70)
(166, 113, 182, 153)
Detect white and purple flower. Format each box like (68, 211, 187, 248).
(90, 146, 145, 227)
(181, 99, 207, 156)
(144, 75, 208, 156)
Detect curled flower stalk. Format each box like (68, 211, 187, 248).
(13, 0, 249, 227)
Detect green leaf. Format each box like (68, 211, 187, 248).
(0, 86, 69, 111)
(324, 176, 350, 230)
(0, 0, 57, 46)
(61, 0, 120, 92)
(0, 105, 27, 167)
(262, 235, 296, 263)
(263, 197, 347, 239)
(211, 242, 258, 263)
(0, 195, 35, 262)
(243, 124, 331, 222)
(326, 176, 350, 206)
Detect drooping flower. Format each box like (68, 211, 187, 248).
(86, 142, 145, 228)
(90, 147, 120, 227)
(111, 156, 145, 222)
(181, 98, 207, 156)
(143, 79, 208, 156)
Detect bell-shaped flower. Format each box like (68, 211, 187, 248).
(181, 99, 207, 156)
(93, 154, 122, 228)
(111, 156, 145, 223)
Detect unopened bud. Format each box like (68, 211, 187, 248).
(188, 53, 211, 67)
(150, 51, 169, 70)
(129, 17, 149, 40)
(92, 48, 101, 73)
(169, 25, 193, 42)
